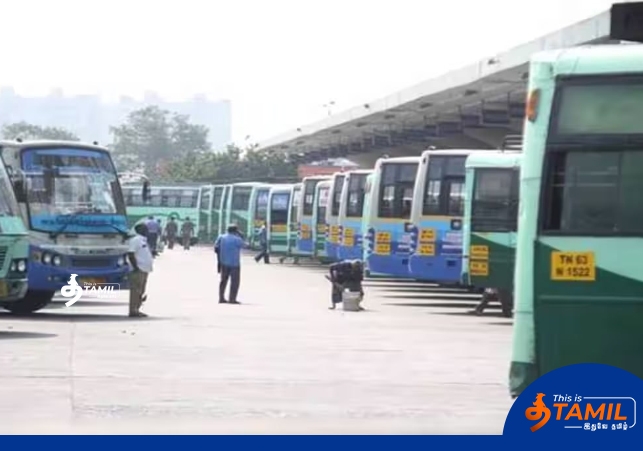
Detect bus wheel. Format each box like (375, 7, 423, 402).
(1, 290, 55, 315)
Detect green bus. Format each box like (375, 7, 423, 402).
(198, 184, 213, 243)
(510, 39, 643, 395)
(462, 151, 521, 317)
(0, 159, 29, 311)
(267, 184, 293, 255)
(122, 184, 201, 244)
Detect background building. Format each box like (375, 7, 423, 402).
(0, 87, 232, 151)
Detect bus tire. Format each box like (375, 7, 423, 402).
(1, 289, 55, 315)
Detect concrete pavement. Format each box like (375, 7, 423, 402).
(0, 248, 514, 434)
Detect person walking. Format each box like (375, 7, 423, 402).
(144, 215, 160, 256)
(254, 223, 270, 264)
(214, 224, 246, 304)
(127, 223, 154, 318)
(181, 217, 195, 250)
(165, 217, 178, 249)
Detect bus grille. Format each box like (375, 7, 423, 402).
(70, 257, 113, 268)
(0, 246, 7, 268)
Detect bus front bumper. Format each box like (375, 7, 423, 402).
(27, 262, 131, 292)
(0, 276, 29, 303)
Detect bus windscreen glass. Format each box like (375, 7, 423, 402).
(554, 81, 643, 135)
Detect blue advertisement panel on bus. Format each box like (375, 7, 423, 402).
(408, 153, 467, 284)
(365, 160, 418, 278)
(20, 146, 129, 291)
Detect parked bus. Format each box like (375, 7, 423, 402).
(223, 182, 265, 239)
(364, 156, 419, 278)
(510, 42, 643, 396)
(0, 140, 130, 313)
(209, 185, 226, 241)
(462, 151, 521, 317)
(266, 184, 292, 256)
(250, 184, 272, 249)
(337, 169, 372, 261)
(313, 180, 332, 260)
(122, 185, 200, 244)
(407, 150, 471, 284)
(0, 155, 30, 311)
(297, 176, 331, 255)
(326, 172, 346, 260)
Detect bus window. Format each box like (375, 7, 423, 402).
(212, 187, 223, 211)
(291, 188, 301, 223)
(472, 168, 519, 232)
(199, 189, 211, 210)
(255, 190, 269, 222)
(271, 193, 290, 224)
(179, 189, 198, 208)
(303, 181, 316, 216)
(317, 187, 329, 224)
(331, 175, 344, 216)
(423, 156, 466, 216)
(231, 187, 252, 210)
(378, 163, 417, 219)
(347, 174, 367, 217)
(543, 151, 643, 233)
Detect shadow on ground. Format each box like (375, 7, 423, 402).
(0, 330, 58, 340)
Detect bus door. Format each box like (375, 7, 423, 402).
(339, 173, 368, 261)
(267, 190, 290, 254)
(326, 174, 345, 261)
(313, 182, 330, 259)
(198, 186, 212, 243)
(289, 185, 302, 255)
(211, 186, 224, 240)
(252, 188, 270, 250)
(297, 180, 321, 255)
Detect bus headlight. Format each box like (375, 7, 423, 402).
(10, 261, 16, 272)
(52, 255, 62, 266)
(17, 259, 27, 272)
(42, 253, 52, 264)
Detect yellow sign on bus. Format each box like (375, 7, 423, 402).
(550, 251, 596, 282)
(470, 260, 488, 277)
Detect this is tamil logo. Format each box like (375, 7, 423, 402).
(526, 392, 636, 432)
(60, 274, 120, 307)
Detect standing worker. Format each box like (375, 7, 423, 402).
(181, 217, 195, 250)
(254, 223, 270, 264)
(214, 224, 246, 304)
(127, 223, 154, 318)
(165, 217, 178, 249)
(144, 215, 160, 256)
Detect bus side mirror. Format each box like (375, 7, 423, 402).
(13, 179, 26, 203)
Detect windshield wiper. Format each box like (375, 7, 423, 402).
(49, 215, 130, 243)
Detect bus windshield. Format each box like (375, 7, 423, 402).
(346, 173, 368, 218)
(331, 175, 345, 216)
(232, 187, 252, 210)
(271, 192, 289, 224)
(378, 163, 417, 219)
(255, 189, 270, 222)
(423, 155, 466, 217)
(21, 147, 126, 233)
(471, 168, 519, 232)
(303, 181, 318, 216)
(316, 187, 329, 224)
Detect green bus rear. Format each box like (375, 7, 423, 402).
(267, 185, 292, 255)
(224, 183, 263, 239)
(463, 151, 521, 294)
(510, 42, 643, 396)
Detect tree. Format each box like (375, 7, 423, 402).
(1, 122, 80, 141)
(162, 143, 298, 183)
(109, 106, 211, 177)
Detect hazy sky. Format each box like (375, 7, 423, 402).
(0, 0, 617, 143)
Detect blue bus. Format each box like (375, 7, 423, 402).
(0, 140, 130, 313)
(325, 172, 346, 261)
(337, 169, 372, 261)
(364, 156, 419, 278)
(296, 175, 331, 256)
(408, 149, 471, 284)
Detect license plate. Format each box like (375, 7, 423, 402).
(0, 281, 8, 297)
(79, 277, 106, 286)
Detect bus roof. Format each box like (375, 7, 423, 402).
(302, 175, 332, 182)
(345, 169, 373, 176)
(465, 151, 522, 169)
(375, 156, 420, 166)
(317, 180, 332, 189)
(0, 139, 109, 152)
(231, 182, 265, 187)
(532, 44, 643, 76)
(269, 184, 294, 193)
(421, 149, 482, 158)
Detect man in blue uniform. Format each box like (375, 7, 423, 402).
(214, 224, 246, 304)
